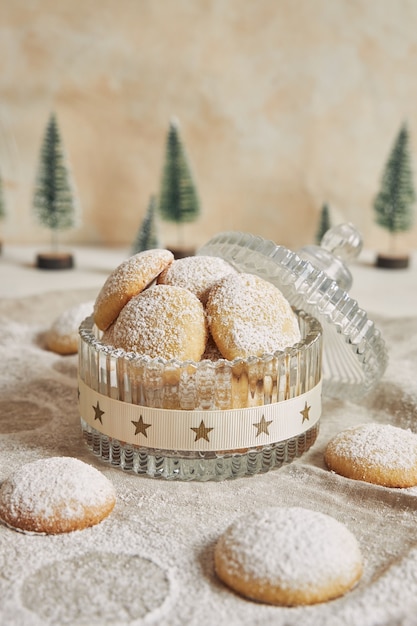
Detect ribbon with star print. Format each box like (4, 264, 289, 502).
(78, 378, 321, 451)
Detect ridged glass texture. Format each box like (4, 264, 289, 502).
(78, 311, 322, 481)
(198, 231, 388, 399)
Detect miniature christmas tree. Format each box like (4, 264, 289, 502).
(157, 118, 200, 255)
(32, 112, 79, 268)
(373, 123, 416, 268)
(131, 195, 161, 254)
(315, 203, 332, 244)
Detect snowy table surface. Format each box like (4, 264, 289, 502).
(0, 247, 417, 625)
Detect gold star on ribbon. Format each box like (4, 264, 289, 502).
(191, 420, 214, 442)
(253, 415, 273, 437)
(300, 401, 311, 423)
(131, 415, 152, 438)
(93, 401, 105, 424)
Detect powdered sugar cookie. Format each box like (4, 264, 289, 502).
(214, 506, 363, 606)
(93, 249, 174, 331)
(157, 255, 237, 304)
(0, 457, 116, 534)
(324, 423, 417, 487)
(112, 284, 207, 361)
(46, 301, 94, 355)
(206, 273, 301, 360)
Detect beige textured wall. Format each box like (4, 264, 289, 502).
(1, 0, 417, 253)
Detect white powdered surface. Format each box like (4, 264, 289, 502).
(1, 289, 417, 625)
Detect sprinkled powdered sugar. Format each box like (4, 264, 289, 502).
(215, 507, 362, 599)
(206, 273, 301, 359)
(48, 302, 95, 337)
(113, 284, 207, 360)
(0, 457, 116, 533)
(93, 249, 174, 330)
(327, 423, 417, 470)
(98, 255, 155, 298)
(157, 255, 238, 303)
(46, 301, 95, 354)
(96, 250, 173, 302)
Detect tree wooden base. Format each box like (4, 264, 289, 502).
(376, 254, 410, 269)
(168, 247, 195, 260)
(36, 252, 74, 270)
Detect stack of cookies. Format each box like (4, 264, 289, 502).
(93, 249, 302, 363)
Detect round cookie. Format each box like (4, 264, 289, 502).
(0, 457, 116, 534)
(112, 284, 207, 361)
(206, 273, 301, 360)
(93, 249, 174, 331)
(46, 301, 95, 355)
(324, 423, 417, 487)
(214, 506, 363, 606)
(157, 255, 237, 304)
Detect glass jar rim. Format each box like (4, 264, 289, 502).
(79, 309, 322, 370)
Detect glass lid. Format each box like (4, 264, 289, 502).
(197, 229, 388, 400)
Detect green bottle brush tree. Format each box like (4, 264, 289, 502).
(32, 112, 80, 269)
(157, 118, 201, 258)
(373, 122, 416, 268)
(315, 202, 332, 245)
(131, 195, 161, 254)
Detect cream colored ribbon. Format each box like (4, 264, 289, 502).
(78, 378, 321, 452)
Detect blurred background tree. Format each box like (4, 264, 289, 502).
(315, 202, 332, 244)
(131, 195, 160, 254)
(32, 112, 79, 268)
(373, 122, 416, 268)
(157, 118, 200, 256)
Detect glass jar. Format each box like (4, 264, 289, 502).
(78, 228, 387, 481)
(78, 310, 322, 481)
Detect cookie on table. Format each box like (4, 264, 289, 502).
(206, 273, 301, 360)
(46, 301, 94, 355)
(93, 249, 174, 331)
(157, 255, 238, 304)
(112, 284, 207, 361)
(324, 423, 417, 487)
(214, 506, 363, 606)
(0, 457, 116, 534)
